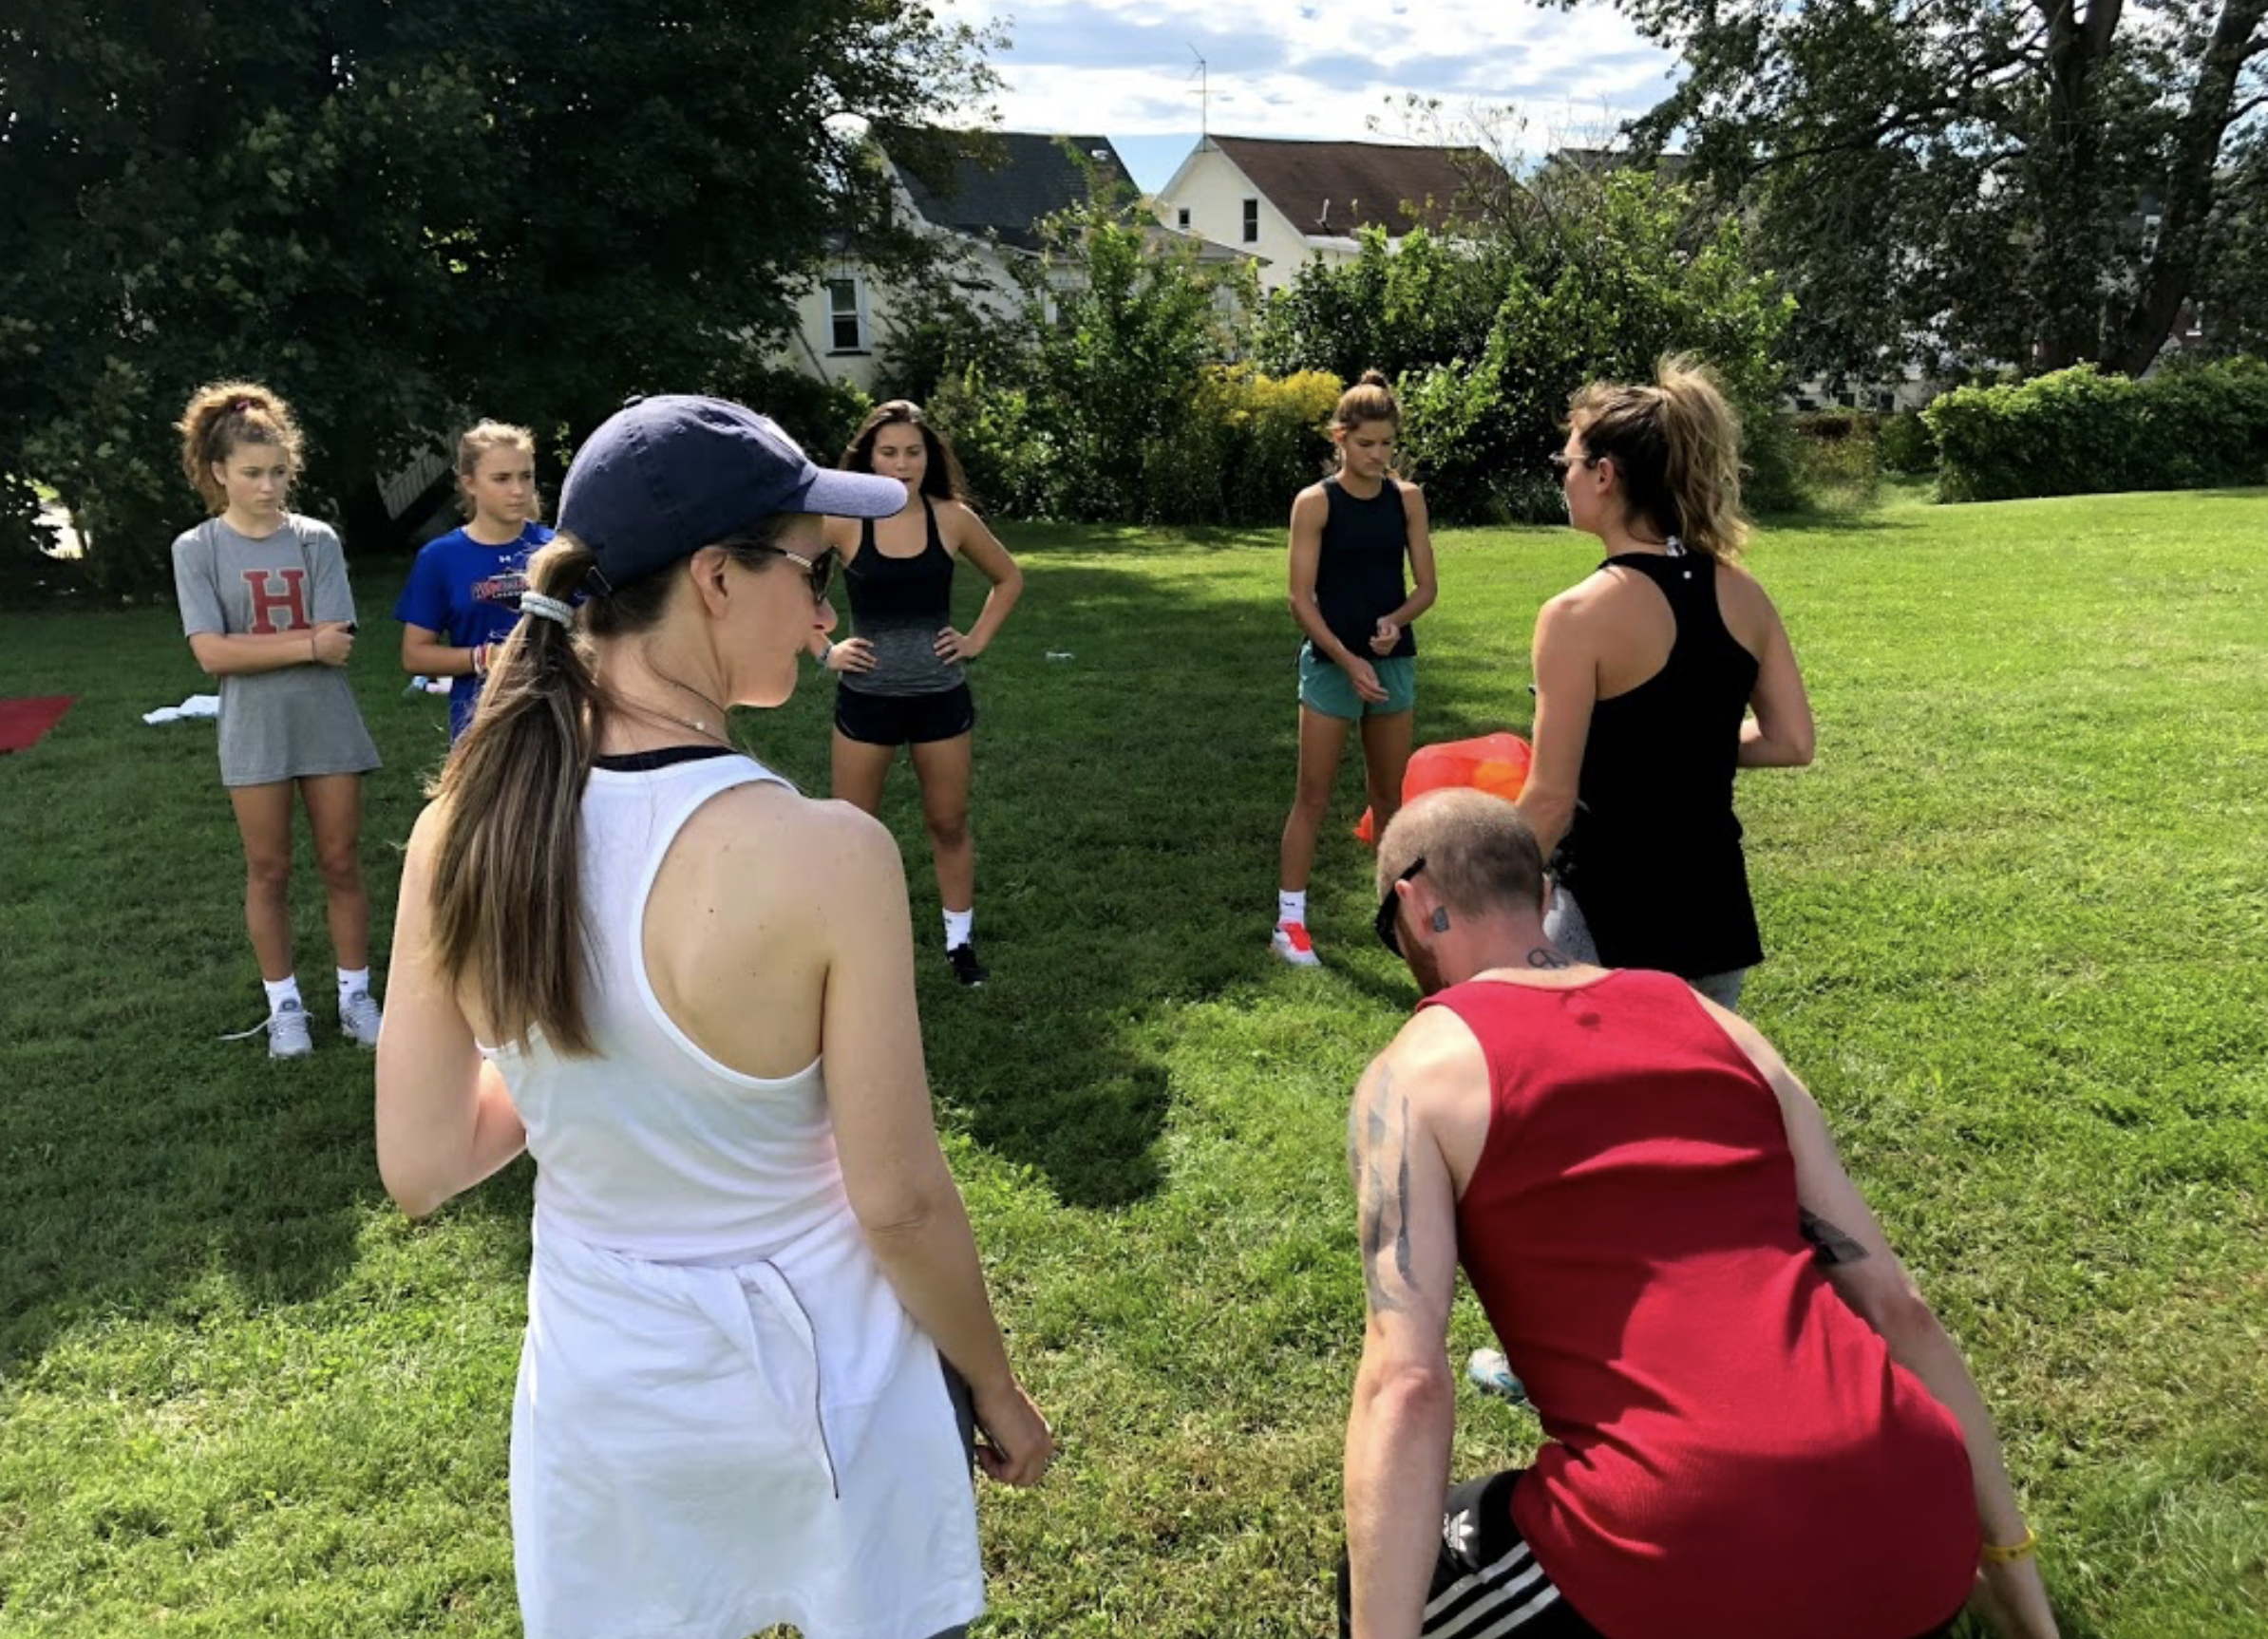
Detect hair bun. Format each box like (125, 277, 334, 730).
(1359, 368, 1390, 387)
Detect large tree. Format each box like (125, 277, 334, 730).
(1559, 1, 2268, 377)
(0, 1, 996, 589)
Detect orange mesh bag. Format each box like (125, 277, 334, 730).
(1355, 732, 1532, 845)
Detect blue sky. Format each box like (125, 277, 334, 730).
(935, 1, 1680, 193)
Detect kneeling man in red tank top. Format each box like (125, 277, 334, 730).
(1342, 790, 2059, 1639)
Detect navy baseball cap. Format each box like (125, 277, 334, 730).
(557, 395, 907, 587)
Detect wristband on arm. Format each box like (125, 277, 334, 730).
(1980, 1528, 2038, 1565)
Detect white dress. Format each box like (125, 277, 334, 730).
(492, 751, 983, 1639)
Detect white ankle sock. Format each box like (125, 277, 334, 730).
(337, 966, 370, 1001)
(943, 908, 973, 951)
(1277, 890, 1307, 927)
(264, 975, 303, 1013)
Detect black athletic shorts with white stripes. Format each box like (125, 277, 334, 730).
(1337, 1468, 1963, 1639)
(1339, 1470, 1599, 1638)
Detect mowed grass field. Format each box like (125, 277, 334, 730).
(1, 490, 2263, 1638)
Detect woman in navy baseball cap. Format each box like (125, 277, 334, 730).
(376, 395, 1054, 1639)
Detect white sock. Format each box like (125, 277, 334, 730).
(263, 975, 303, 1014)
(943, 907, 973, 951)
(337, 966, 371, 1001)
(1277, 890, 1307, 928)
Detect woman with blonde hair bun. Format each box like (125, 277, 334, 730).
(1515, 357, 1815, 1011)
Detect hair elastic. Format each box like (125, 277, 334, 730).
(520, 592, 576, 628)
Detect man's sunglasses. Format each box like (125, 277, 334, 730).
(1374, 857, 1427, 956)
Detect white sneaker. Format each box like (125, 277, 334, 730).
(263, 999, 314, 1059)
(1270, 921, 1321, 968)
(340, 988, 384, 1048)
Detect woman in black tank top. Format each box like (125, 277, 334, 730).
(818, 402, 1024, 987)
(1516, 359, 1815, 1011)
(1273, 371, 1439, 969)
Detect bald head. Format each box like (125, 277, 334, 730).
(1377, 790, 1546, 921)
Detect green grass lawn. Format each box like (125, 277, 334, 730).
(2, 492, 2263, 1637)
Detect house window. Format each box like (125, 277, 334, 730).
(1241, 198, 1259, 243)
(1177, 206, 1192, 230)
(826, 275, 868, 353)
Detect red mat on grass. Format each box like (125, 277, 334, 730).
(0, 695, 74, 753)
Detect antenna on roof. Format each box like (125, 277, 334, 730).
(1187, 45, 1210, 145)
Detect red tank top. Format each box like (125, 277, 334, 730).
(1426, 970, 1978, 1639)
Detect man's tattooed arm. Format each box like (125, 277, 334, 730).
(1351, 1063, 1418, 1313)
(1799, 1207, 1871, 1266)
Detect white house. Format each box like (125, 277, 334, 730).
(786, 130, 1247, 389)
(1151, 135, 1498, 294)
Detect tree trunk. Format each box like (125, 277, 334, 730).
(2032, 0, 2124, 370)
(2105, 0, 2268, 374)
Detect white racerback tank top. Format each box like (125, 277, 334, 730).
(501, 750, 844, 1265)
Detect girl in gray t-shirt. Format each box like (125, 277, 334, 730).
(170, 382, 384, 1058)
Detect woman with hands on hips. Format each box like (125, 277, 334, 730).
(816, 401, 1023, 989)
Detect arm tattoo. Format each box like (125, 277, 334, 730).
(1799, 1208, 1870, 1266)
(1355, 1066, 1417, 1311)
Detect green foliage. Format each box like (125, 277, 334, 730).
(1556, 0, 2268, 378)
(1016, 205, 1254, 524)
(1878, 408, 1939, 476)
(1211, 367, 1345, 523)
(925, 366, 1058, 518)
(1787, 412, 1883, 511)
(1925, 358, 2268, 501)
(1386, 170, 1797, 522)
(0, 1, 997, 590)
(1255, 227, 1508, 385)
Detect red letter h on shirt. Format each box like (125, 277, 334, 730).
(242, 568, 310, 633)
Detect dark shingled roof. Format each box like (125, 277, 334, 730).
(892, 130, 1133, 253)
(1209, 136, 1495, 235)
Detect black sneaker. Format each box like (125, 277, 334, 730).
(946, 941, 988, 987)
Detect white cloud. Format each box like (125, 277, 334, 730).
(936, 0, 1676, 147)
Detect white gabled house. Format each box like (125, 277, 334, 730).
(1151, 135, 1501, 295)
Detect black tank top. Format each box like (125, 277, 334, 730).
(842, 495, 962, 697)
(1314, 476, 1415, 659)
(1552, 545, 1764, 978)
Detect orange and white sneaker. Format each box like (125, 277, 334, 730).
(1270, 920, 1321, 968)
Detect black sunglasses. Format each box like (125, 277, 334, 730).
(1374, 857, 1427, 956)
(770, 545, 838, 604)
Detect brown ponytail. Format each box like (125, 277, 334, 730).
(176, 381, 307, 514)
(1568, 354, 1748, 562)
(1333, 368, 1399, 432)
(423, 518, 799, 1054)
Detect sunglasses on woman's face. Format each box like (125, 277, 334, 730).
(771, 546, 838, 604)
(1547, 451, 1606, 476)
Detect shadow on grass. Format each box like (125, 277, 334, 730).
(0, 538, 1533, 1363)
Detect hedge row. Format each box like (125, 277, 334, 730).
(1924, 359, 2268, 502)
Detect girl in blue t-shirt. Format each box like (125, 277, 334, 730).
(396, 421, 556, 742)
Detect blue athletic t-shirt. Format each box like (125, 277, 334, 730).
(395, 521, 554, 739)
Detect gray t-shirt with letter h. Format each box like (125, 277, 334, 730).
(171, 514, 382, 787)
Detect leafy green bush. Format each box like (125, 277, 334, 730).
(1211, 367, 1342, 523)
(1925, 359, 2268, 501)
(924, 367, 1057, 518)
(1879, 408, 1937, 474)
